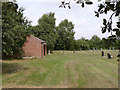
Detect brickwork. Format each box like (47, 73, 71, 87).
(41, 44, 44, 58)
(45, 45, 47, 55)
(22, 35, 47, 58)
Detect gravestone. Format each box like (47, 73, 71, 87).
(107, 53, 112, 59)
(112, 47, 114, 50)
(102, 51, 104, 57)
(117, 54, 120, 61)
(63, 50, 64, 54)
(117, 54, 120, 58)
(73, 50, 75, 53)
(48, 50, 50, 55)
(101, 48, 102, 50)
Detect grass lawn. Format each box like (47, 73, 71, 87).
(2, 50, 118, 88)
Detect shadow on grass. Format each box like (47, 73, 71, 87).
(2, 63, 28, 74)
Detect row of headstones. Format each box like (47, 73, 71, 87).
(72, 50, 114, 59)
(89, 47, 115, 51)
(58, 47, 115, 52)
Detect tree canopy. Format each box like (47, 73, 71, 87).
(55, 19, 75, 50)
(29, 12, 56, 50)
(2, 2, 30, 59)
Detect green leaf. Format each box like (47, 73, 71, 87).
(85, 1, 93, 5)
(98, 4, 104, 12)
(116, 30, 120, 36)
(113, 28, 119, 32)
(95, 13, 99, 17)
(116, 24, 120, 28)
(68, 5, 71, 9)
(102, 27, 106, 33)
(117, 22, 120, 25)
(104, 7, 108, 14)
(115, 9, 120, 16)
(81, 2, 84, 8)
(103, 18, 107, 25)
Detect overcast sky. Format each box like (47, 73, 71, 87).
(14, 0, 118, 40)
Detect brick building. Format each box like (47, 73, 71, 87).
(22, 35, 47, 58)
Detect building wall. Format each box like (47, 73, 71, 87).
(41, 44, 44, 58)
(22, 35, 42, 58)
(45, 45, 47, 55)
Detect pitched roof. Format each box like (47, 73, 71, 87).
(29, 35, 46, 43)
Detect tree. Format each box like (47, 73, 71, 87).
(79, 37, 90, 50)
(55, 19, 75, 50)
(59, 0, 120, 49)
(90, 35, 101, 49)
(95, 0, 120, 50)
(101, 37, 118, 49)
(2, 2, 30, 59)
(73, 36, 117, 51)
(29, 12, 56, 51)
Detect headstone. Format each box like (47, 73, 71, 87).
(117, 54, 120, 58)
(112, 47, 114, 50)
(73, 50, 75, 53)
(93, 48, 95, 51)
(117, 54, 120, 61)
(118, 50, 120, 55)
(48, 50, 50, 55)
(63, 50, 64, 54)
(117, 59, 120, 61)
(101, 48, 102, 50)
(107, 53, 112, 59)
(102, 51, 104, 57)
(89, 48, 91, 51)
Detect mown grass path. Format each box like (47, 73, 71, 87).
(2, 50, 118, 88)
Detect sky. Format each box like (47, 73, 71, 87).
(13, 0, 118, 40)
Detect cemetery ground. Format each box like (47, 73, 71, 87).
(2, 50, 118, 88)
